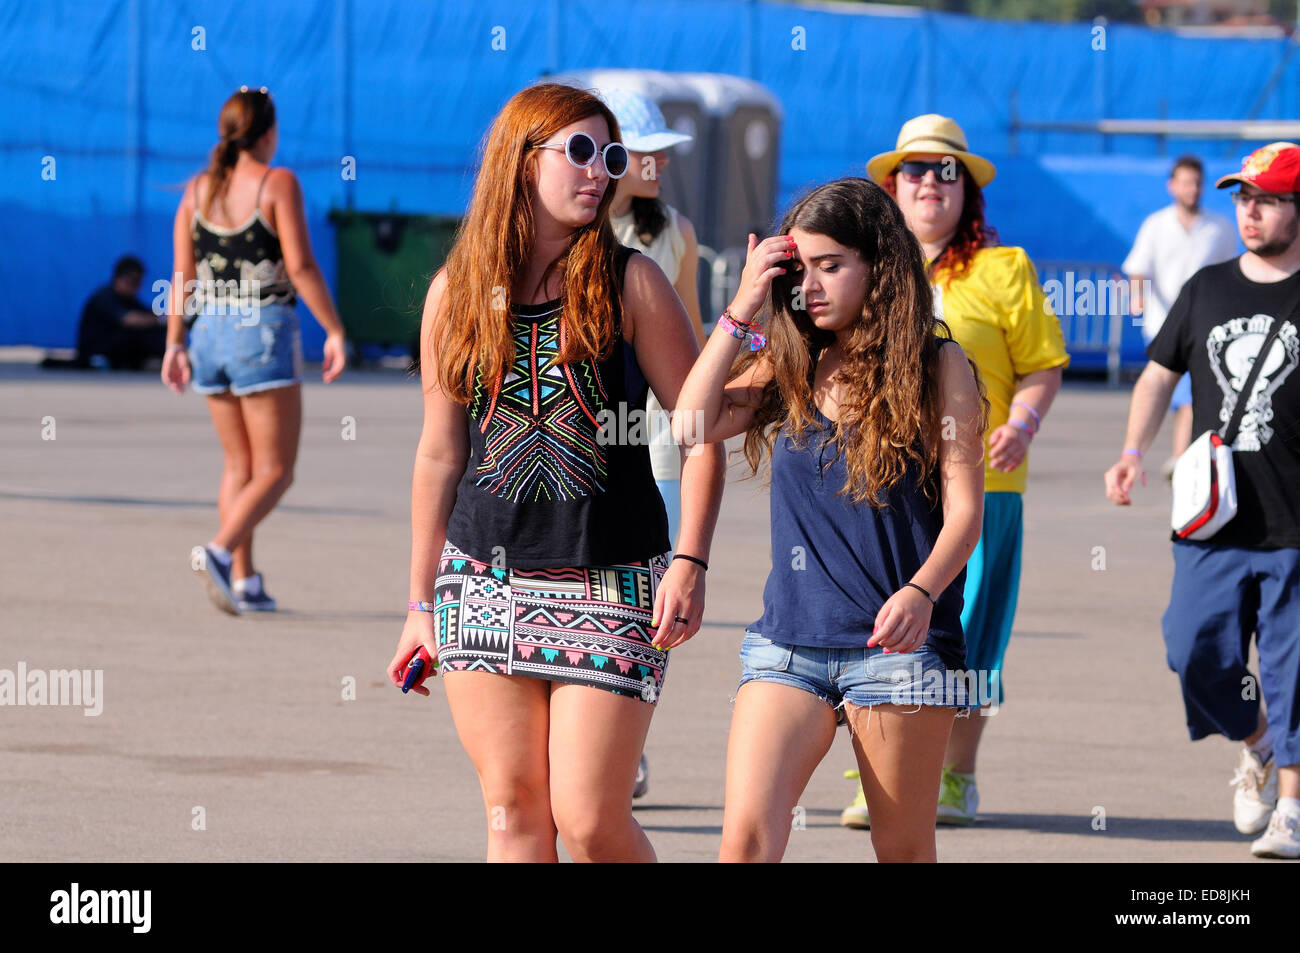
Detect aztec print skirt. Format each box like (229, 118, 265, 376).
(432, 541, 672, 704)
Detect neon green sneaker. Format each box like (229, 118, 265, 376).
(936, 764, 978, 825)
(839, 769, 870, 829)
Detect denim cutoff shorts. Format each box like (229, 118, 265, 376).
(189, 303, 302, 396)
(738, 631, 973, 725)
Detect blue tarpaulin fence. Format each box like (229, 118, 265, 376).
(2, 0, 1292, 358)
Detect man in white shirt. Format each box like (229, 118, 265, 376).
(1124, 155, 1239, 469)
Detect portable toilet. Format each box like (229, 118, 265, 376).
(674, 72, 783, 255)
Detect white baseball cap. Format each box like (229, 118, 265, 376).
(598, 87, 693, 153)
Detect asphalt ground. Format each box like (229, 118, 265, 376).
(0, 356, 1274, 863)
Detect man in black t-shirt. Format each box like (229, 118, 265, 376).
(1105, 142, 1300, 860)
(76, 256, 166, 370)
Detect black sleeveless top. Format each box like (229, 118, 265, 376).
(444, 246, 671, 568)
(190, 170, 296, 313)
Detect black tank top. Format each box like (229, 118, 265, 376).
(191, 169, 296, 312)
(445, 246, 671, 568)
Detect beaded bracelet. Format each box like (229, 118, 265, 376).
(1123, 448, 1142, 459)
(1009, 418, 1034, 439)
(718, 313, 767, 351)
(409, 600, 436, 613)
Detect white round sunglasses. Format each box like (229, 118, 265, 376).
(533, 131, 629, 179)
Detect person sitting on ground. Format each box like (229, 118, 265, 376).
(76, 256, 166, 370)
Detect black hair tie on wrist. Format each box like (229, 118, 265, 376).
(672, 553, 709, 571)
(904, 582, 936, 605)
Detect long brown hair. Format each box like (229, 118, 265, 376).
(435, 83, 626, 403)
(733, 177, 986, 506)
(882, 164, 998, 288)
(201, 88, 276, 219)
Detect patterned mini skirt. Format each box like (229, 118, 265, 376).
(432, 541, 672, 704)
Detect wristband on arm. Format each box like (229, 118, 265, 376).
(903, 582, 936, 605)
(1011, 400, 1041, 432)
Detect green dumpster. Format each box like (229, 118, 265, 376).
(329, 210, 461, 355)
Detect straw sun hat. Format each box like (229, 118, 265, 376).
(866, 114, 996, 188)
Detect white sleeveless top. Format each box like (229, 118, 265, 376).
(610, 203, 689, 482)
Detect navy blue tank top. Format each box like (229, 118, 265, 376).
(748, 378, 967, 668)
(444, 246, 671, 569)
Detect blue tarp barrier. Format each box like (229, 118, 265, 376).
(1, 0, 1288, 356)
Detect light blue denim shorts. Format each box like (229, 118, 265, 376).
(189, 303, 302, 396)
(738, 632, 974, 724)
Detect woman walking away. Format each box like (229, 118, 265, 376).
(387, 83, 725, 862)
(161, 87, 347, 614)
(599, 85, 707, 800)
(674, 177, 988, 862)
(836, 116, 1069, 828)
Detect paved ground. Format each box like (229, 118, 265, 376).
(0, 356, 1275, 862)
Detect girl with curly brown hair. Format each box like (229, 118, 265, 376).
(674, 176, 987, 862)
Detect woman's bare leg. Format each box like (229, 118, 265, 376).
(442, 671, 558, 862)
(848, 703, 956, 862)
(211, 384, 301, 551)
(203, 392, 255, 579)
(719, 682, 837, 862)
(548, 683, 656, 862)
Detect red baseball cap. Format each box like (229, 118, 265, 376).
(1216, 142, 1300, 192)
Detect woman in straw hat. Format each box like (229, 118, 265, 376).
(838, 115, 1069, 829)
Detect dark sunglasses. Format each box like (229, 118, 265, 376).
(535, 131, 629, 179)
(896, 159, 964, 184)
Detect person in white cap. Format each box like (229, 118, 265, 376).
(599, 87, 707, 801)
(836, 115, 1068, 829)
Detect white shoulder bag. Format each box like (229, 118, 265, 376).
(1170, 316, 1287, 540)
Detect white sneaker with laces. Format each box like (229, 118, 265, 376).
(1250, 808, 1300, 859)
(1230, 747, 1278, 835)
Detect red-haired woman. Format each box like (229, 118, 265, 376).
(162, 87, 347, 614)
(674, 177, 988, 862)
(836, 115, 1069, 828)
(387, 83, 725, 862)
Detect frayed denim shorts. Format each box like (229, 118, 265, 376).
(189, 303, 302, 396)
(738, 631, 974, 725)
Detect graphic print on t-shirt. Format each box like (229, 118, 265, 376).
(1206, 313, 1300, 451)
(470, 306, 609, 503)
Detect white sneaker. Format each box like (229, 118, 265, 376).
(1250, 808, 1300, 859)
(1229, 747, 1277, 835)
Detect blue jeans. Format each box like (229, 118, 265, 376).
(738, 633, 975, 726)
(189, 304, 302, 396)
(1163, 541, 1300, 765)
(656, 478, 681, 548)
